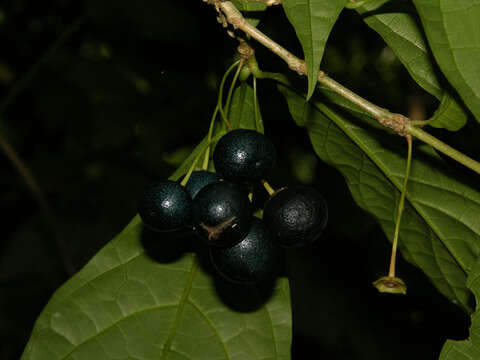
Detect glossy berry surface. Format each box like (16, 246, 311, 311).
(210, 218, 278, 284)
(213, 129, 276, 182)
(179, 170, 220, 199)
(138, 180, 192, 232)
(192, 181, 252, 247)
(263, 186, 328, 247)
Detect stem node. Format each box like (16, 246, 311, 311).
(378, 113, 409, 138)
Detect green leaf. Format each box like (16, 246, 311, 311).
(229, 83, 264, 132)
(280, 85, 480, 312)
(413, 0, 480, 123)
(356, 0, 468, 131)
(22, 93, 292, 360)
(440, 258, 480, 359)
(357, 0, 442, 98)
(21, 218, 291, 360)
(430, 93, 469, 131)
(232, 0, 267, 27)
(282, 0, 344, 100)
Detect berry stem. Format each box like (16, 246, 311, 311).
(247, 56, 291, 86)
(181, 135, 223, 187)
(388, 135, 413, 278)
(262, 179, 275, 196)
(253, 76, 262, 132)
(204, 60, 242, 170)
(225, 58, 245, 117)
(217, 60, 240, 132)
(203, 105, 220, 170)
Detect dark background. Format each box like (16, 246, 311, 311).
(0, 0, 475, 359)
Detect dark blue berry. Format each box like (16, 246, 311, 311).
(213, 129, 276, 182)
(138, 180, 192, 232)
(263, 186, 328, 247)
(210, 218, 279, 284)
(178, 170, 221, 199)
(192, 181, 252, 247)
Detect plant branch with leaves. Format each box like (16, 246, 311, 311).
(207, 0, 480, 176)
(19, 1, 480, 359)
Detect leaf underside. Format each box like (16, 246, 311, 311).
(280, 85, 480, 313)
(413, 0, 480, 123)
(440, 258, 480, 359)
(356, 0, 469, 131)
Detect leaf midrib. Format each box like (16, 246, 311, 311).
(306, 0, 315, 98)
(160, 256, 200, 359)
(54, 254, 198, 359)
(284, 0, 317, 98)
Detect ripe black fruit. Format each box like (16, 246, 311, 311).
(138, 180, 192, 232)
(179, 170, 220, 199)
(213, 129, 276, 182)
(263, 186, 328, 247)
(192, 181, 252, 247)
(210, 218, 278, 284)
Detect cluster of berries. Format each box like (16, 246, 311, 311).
(138, 129, 328, 284)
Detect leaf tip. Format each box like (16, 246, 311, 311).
(305, 77, 316, 102)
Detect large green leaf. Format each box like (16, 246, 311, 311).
(21, 218, 291, 360)
(440, 257, 480, 359)
(413, 0, 480, 123)
(22, 85, 292, 360)
(356, 0, 468, 131)
(282, 0, 344, 100)
(232, 0, 267, 27)
(280, 85, 480, 312)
